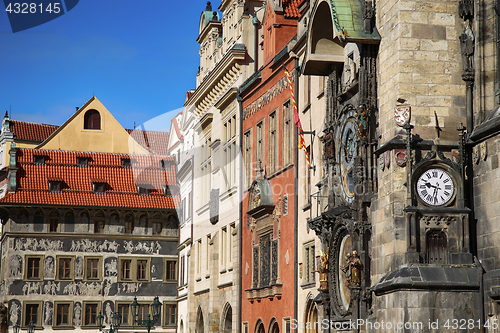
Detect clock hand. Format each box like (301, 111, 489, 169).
(425, 182, 439, 189)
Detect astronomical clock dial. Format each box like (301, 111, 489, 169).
(336, 108, 357, 204)
(416, 168, 455, 206)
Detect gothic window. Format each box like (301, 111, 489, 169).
(124, 214, 134, 234)
(283, 101, 293, 166)
(244, 129, 252, 188)
(256, 121, 264, 170)
(49, 210, 59, 232)
(223, 114, 237, 190)
(84, 110, 101, 130)
(269, 110, 279, 174)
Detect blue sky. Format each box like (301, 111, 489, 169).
(0, 0, 217, 131)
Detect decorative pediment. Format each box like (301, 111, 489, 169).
(301, 0, 380, 75)
(247, 179, 274, 218)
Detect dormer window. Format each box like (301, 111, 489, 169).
(49, 181, 61, 193)
(34, 155, 47, 166)
(77, 157, 89, 167)
(160, 159, 171, 171)
(137, 185, 149, 196)
(122, 158, 131, 169)
(84, 110, 101, 130)
(163, 185, 172, 196)
(92, 182, 106, 194)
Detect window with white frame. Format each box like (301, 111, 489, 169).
(197, 239, 202, 279)
(269, 110, 279, 174)
(200, 137, 212, 206)
(256, 120, 264, 172)
(223, 114, 237, 191)
(244, 129, 252, 189)
(206, 235, 211, 276)
(221, 226, 227, 270)
(303, 241, 315, 284)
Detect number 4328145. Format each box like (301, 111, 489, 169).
(5, 3, 61, 14)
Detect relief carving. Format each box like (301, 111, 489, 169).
(123, 240, 162, 254)
(14, 238, 63, 252)
(117, 283, 142, 294)
(22, 281, 60, 295)
(63, 282, 102, 296)
(70, 239, 119, 253)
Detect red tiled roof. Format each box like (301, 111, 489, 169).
(7, 120, 170, 157)
(0, 149, 179, 209)
(126, 129, 170, 156)
(10, 120, 59, 142)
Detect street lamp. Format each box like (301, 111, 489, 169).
(26, 322, 35, 333)
(130, 297, 162, 333)
(12, 321, 34, 333)
(97, 311, 121, 333)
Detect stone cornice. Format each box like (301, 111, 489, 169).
(187, 45, 246, 115)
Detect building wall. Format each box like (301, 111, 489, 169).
(2, 207, 178, 333)
(38, 97, 150, 155)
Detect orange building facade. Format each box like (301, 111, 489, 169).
(240, 2, 304, 333)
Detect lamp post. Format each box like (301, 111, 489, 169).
(130, 296, 162, 333)
(97, 311, 121, 333)
(12, 322, 35, 333)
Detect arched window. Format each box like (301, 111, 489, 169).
(84, 110, 101, 129)
(196, 308, 204, 333)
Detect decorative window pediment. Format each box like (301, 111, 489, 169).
(247, 179, 274, 216)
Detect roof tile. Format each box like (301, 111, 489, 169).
(0, 148, 179, 210)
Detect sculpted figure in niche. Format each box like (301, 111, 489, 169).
(342, 251, 363, 286)
(44, 256, 55, 279)
(459, 20, 474, 72)
(9, 255, 22, 278)
(314, 249, 329, 289)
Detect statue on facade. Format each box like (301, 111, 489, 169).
(315, 249, 329, 289)
(459, 20, 474, 73)
(356, 104, 370, 138)
(341, 250, 363, 286)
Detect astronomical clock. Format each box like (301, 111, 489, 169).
(308, 41, 379, 322)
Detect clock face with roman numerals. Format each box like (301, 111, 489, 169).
(416, 168, 455, 206)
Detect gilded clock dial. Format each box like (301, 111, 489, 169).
(416, 168, 454, 206)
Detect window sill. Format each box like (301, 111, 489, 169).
(317, 90, 325, 99)
(220, 186, 237, 201)
(81, 325, 100, 329)
(300, 281, 316, 289)
(205, 274, 211, 279)
(196, 277, 202, 282)
(301, 103, 311, 114)
(53, 326, 75, 330)
(220, 268, 227, 274)
(302, 203, 311, 212)
(245, 283, 283, 302)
